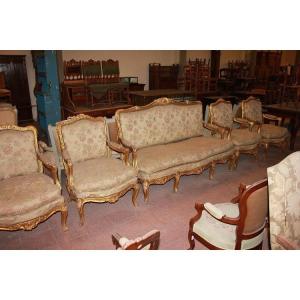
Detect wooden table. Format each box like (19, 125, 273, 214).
(129, 89, 193, 106)
(263, 103, 300, 150)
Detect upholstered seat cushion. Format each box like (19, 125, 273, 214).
(0, 173, 64, 225)
(136, 136, 234, 174)
(260, 124, 288, 140)
(72, 157, 137, 197)
(231, 128, 260, 146)
(193, 203, 264, 249)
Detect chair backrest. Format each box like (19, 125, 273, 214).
(267, 151, 300, 250)
(116, 98, 203, 150)
(209, 98, 233, 128)
(241, 97, 263, 123)
(0, 104, 17, 125)
(56, 114, 109, 164)
(0, 125, 41, 180)
(48, 124, 63, 171)
(236, 178, 268, 248)
(82, 59, 102, 83)
(113, 230, 160, 250)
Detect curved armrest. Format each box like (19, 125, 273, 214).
(263, 113, 282, 126)
(276, 235, 298, 250)
(204, 203, 224, 219)
(107, 140, 129, 164)
(37, 151, 59, 185)
(233, 117, 253, 129)
(38, 140, 53, 152)
(61, 148, 74, 187)
(203, 122, 230, 139)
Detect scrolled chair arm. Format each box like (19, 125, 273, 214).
(107, 140, 130, 165)
(263, 113, 282, 126)
(233, 117, 254, 130)
(61, 148, 74, 188)
(38, 140, 53, 152)
(203, 122, 230, 139)
(37, 151, 59, 185)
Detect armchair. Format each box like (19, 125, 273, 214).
(267, 151, 300, 250)
(0, 125, 68, 231)
(112, 229, 160, 250)
(56, 114, 139, 225)
(241, 97, 289, 154)
(188, 178, 268, 249)
(206, 99, 261, 163)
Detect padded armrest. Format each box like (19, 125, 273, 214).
(107, 140, 129, 154)
(62, 148, 72, 161)
(38, 140, 53, 152)
(233, 117, 252, 127)
(204, 203, 225, 220)
(276, 235, 298, 250)
(263, 113, 282, 125)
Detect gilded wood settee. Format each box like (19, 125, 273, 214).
(116, 98, 237, 201)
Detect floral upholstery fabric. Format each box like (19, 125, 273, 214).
(0, 173, 64, 225)
(243, 99, 263, 123)
(118, 101, 203, 149)
(230, 128, 260, 146)
(267, 151, 300, 250)
(0, 108, 17, 125)
(193, 203, 265, 249)
(0, 129, 39, 180)
(60, 118, 108, 163)
(136, 136, 234, 175)
(72, 157, 137, 197)
(260, 124, 288, 140)
(210, 101, 233, 128)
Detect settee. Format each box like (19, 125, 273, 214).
(116, 98, 237, 201)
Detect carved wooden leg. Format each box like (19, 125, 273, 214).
(131, 184, 140, 207)
(142, 181, 150, 202)
(209, 162, 216, 180)
(173, 174, 180, 192)
(77, 199, 85, 226)
(61, 206, 68, 231)
(263, 143, 269, 159)
(188, 231, 195, 250)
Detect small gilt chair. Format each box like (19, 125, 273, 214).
(267, 151, 300, 250)
(188, 178, 268, 250)
(112, 229, 160, 250)
(0, 125, 68, 231)
(56, 114, 140, 225)
(240, 97, 289, 154)
(0, 103, 18, 125)
(205, 99, 261, 163)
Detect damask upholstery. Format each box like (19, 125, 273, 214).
(59, 118, 108, 163)
(230, 129, 261, 147)
(210, 101, 233, 128)
(118, 100, 203, 149)
(260, 124, 288, 140)
(0, 105, 17, 125)
(0, 128, 39, 180)
(192, 203, 264, 249)
(267, 152, 300, 250)
(242, 98, 263, 123)
(136, 136, 233, 175)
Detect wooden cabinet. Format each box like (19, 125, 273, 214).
(149, 63, 179, 90)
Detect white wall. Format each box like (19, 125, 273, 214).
(62, 50, 180, 89)
(0, 50, 37, 120)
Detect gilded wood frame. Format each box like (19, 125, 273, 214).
(188, 178, 268, 250)
(115, 98, 237, 201)
(0, 125, 68, 231)
(56, 114, 139, 225)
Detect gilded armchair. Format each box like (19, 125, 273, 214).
(188, 178, 268, 249)
(56, 114, 139, 225)
(112, 229, 160, 250)
(205, 99, 261, 163)
(267, 151, 300, 250)
(0, 125, 68, 231)
(240, 97, 289, 154)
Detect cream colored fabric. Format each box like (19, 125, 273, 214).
(193, 203, 265, 249)
(118, 102, 203, 149)
(267, 152, 300, 250)
(260, 124, 288, 140)
(61, 118, 108, 163)
(138, 147, 235, 180)
(204, 203, 224, 219)
(106, 117, 121, 159)
(136, 136, 234, 175)
(0, 173, 64, 225)
(0, 107, 17, 125)
(118, 230, 159, 250)
(0, 129, 39, 180)
(243, 98, 263, 123)
(210, 101, 233, 128)
(72, 157, 137, 197)
(231, 128, 260, 146)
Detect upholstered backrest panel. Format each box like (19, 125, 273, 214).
(243, 98, 263, 123)
(210, 101, 233, 128)
(267, 152, 300, 250)
(243, 186, 268, 234)
(118, 100, 203, 149)
(60, 118, 108, 163)
(0, 108, 17, 125)
(0, 129, 39, 180)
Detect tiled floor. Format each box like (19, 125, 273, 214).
(0, 142, 298, 250)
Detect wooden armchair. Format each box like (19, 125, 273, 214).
(205, 99, 261, 164)
(188, 178, 268, 250)
(267, 151, 300, 250)
(0, 125, 68, 231)
(240, 97, 289, 155)
(112, 229, 160, 250)
(56, 114, 140, 225)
